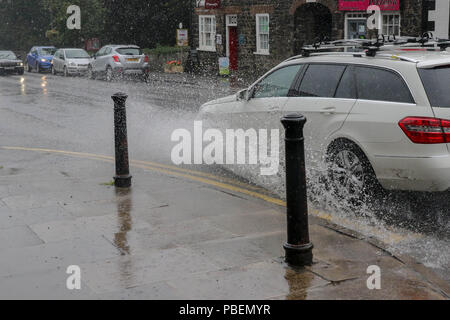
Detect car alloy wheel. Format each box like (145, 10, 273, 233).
(329, 150, 365, 199)
(327, 140, 381, 205)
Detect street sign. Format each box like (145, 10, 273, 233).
(219, 57, 230, 76)
(85, 38, 100, 51)
(177, 29, 189, 47)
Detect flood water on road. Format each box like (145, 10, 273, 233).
(0, 71, 448, 283)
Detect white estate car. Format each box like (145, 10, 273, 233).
(199, 50, 450, 197)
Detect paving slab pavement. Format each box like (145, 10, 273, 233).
(0, 148, 448, 300)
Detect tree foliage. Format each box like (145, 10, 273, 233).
(104, 0, 192, 48)
(42, 0, 106, 47)
(0, 0, 191, 51)
(0, 0, 50, 51)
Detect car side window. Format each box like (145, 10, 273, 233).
(97, 47, 107, 56)
(355, 66, 415, 104)
(54, 50, 60, 58)
(297, 64, 346, 98)
(335, 66, 357, 99)
(252, 65, 302, 99)
(105, 47, 112, 55)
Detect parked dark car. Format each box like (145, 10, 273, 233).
(0, 51, 24, 75)
(26, 46, 56, 73)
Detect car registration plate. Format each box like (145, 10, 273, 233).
(127, 58, 139, 62)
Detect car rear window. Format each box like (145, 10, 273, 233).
(355, 66, 415, 104)
(418, 66, 450, 108)
(116, 48, 142, 56)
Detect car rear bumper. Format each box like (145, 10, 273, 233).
(113, 66, 149, 74)
(373, 154, 450, 192)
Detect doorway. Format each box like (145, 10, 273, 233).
(293, 3, 332, 55)
(228, 26, 238, 71)
(347, 19, 367, 39)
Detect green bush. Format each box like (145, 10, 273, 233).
(143, 45, 186, 56)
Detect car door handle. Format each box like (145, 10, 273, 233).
(320, 107, 336, 115)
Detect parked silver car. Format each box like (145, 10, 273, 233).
(88, 45, 149, 81)
(52, 48, 91, 76)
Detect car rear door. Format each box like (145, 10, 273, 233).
(282, 64, 357, 167)
(417, 64, 450, 152)
(342, 65, 439, 159)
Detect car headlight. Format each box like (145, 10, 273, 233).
(41, 58, 46, 62)
(17, 62, 23, 67)
(69, 62, 76, 67)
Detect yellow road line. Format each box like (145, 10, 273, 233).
(1, 146, 421, 244)
(1, 146, 266, 192)
(1, 146, 285, 206)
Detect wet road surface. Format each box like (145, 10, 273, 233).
(0, 71, 448, 292)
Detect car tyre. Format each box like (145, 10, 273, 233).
(63, 66, 69, 77)
(51, 66, 56, 75)
(17, 69, 24, 75)
(327, 140, 382, 205)
(36, 63, 41, 73)
(105, 66, 113, 82)
(27, 63, 32, 73)
(87, 66, 95, 80)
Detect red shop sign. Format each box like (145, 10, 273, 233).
(339, 0, 399, 11)
(205, 0, 221, 9)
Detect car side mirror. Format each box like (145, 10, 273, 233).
(237, 89, 249, 101)
(17, 55, 22, 59)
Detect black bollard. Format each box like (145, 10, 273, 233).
(281, 114, 313, 267)
(112, 92, 132, 188)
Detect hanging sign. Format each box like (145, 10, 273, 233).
(205, 0, 221, 9)
(339, 0, 399, 11)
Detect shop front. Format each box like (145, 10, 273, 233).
(339, 0, 401, 39)
(191, 1, 437, 78)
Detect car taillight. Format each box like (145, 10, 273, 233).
(112, 55, 120, 63)
(399, 117, 450, 144)
(144, 55, 149, 63)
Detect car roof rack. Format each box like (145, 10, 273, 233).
(284, 33, 450, 62)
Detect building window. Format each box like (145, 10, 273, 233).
(256, 14, 270, 55)
(199, 15, 216, 51)
(382, 13, 401, 36)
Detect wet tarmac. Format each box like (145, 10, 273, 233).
(0, 71, 448, 299)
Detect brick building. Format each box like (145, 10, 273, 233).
(191, 0, 450, 78)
